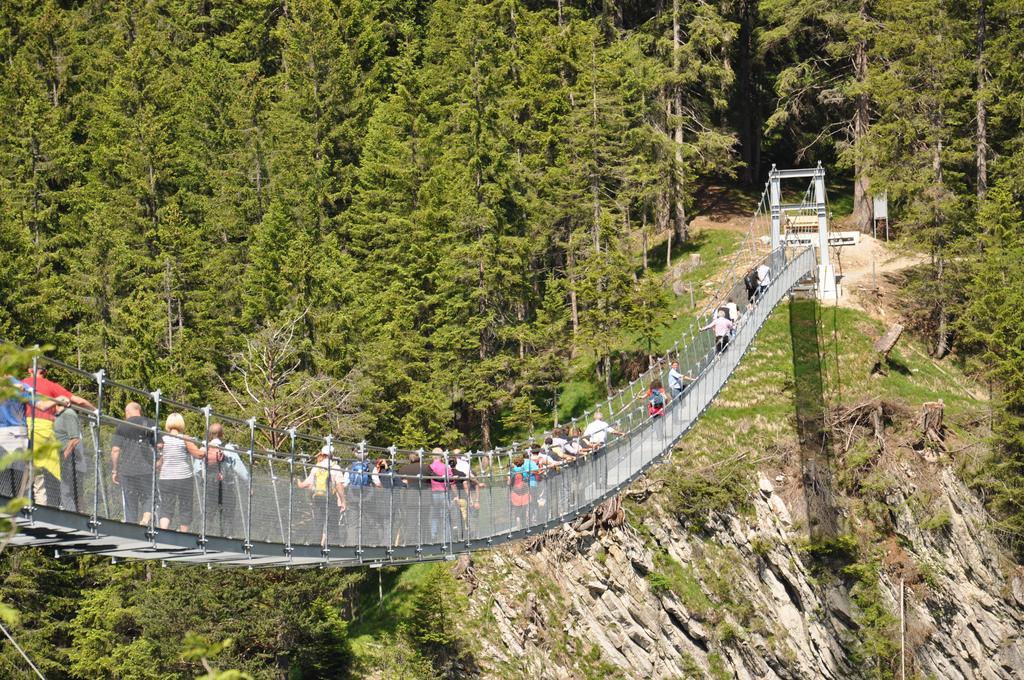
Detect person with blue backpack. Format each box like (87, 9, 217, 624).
(646, 379, 670, 418)
(345, 448, 374, 544)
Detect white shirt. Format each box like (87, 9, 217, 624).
(756, 264, 771, 286)
(583, 419, 612, 445)
(668, 367, 685, 390)
(725, 302, 739, 320)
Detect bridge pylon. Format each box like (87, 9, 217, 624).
(768, 163, 838, 301)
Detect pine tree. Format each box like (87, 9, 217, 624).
(760, 0, 877, 231)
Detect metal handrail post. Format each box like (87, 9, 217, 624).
(147, 390, 161, 541)
(387, 444, 396, 555)
(286, 428, 296, 559)
(89, 369, 105, 531)
(199, 405, 211, 549)
(26, 357, 37, 518)
(244, 418, 255, 554)
(356, 441, 364, 557)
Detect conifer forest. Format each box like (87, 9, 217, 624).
(1, 0, 1023, 678)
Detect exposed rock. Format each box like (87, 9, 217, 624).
(467, 464, 1023, 679)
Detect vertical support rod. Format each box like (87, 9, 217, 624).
(323, 435, 333, 560)
(148, 390, 161, 541)
(199, 405, 211, 548)
(769, 165, 781, 253)
(89, 370, 105, 528)
(357, 441, 365, 557)
(27, 357, 38, 515)
(900, 578, 906, 680)
(286, 428, 296, 558)
(387, 444, 396, 553)
(244, 418, 255, 553)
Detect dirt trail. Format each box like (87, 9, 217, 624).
(831, 234, 924, 315)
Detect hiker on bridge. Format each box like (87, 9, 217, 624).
(111, 402, 158, 526)
(428, 448, 455, 544)
(667, 361, 694, 399)
(157, 412, 212, 533)
(702, 309, 735, 354)
(509, 451, 539, 529)
(582, 411, 624, 450)
(756, 263, 771, 297)
(646, 379, 669, 418)
(0, 377, 55, 499)
(53, 396, 86, 512)
(24, 366, 95, 507)
(297, 444, 347, 549)
(198, 422, 247, 537)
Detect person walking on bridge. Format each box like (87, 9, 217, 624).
(756, 263, 771, 298)
(427, 448, 455, 545)
(298, 445, 346, 549)
(24, 366, 94, 506)
(111, 402, 158, 526)
(0, 377, 54, 499)
(53, 396, 87, 512)
(667, 361, 694, 399)
(646, 379, 669, 418)
(157, 412, 208, 532)
(702, 309, 735, 354)
(197, 423, 246, 537)
(582, 411, 624, 450)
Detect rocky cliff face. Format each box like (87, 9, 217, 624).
(462, 461, 1024, 679)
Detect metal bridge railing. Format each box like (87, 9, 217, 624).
(6, 246, 816, 566)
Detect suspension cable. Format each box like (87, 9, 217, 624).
(0, 621, 46, 680)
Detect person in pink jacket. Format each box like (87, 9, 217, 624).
(702, 310, 735, 353)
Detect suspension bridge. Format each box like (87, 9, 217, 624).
(1, 166, 837, 569)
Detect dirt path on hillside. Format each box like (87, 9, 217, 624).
(832, 234, 924, 316)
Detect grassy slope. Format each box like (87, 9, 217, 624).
(673, 301, 982, 466)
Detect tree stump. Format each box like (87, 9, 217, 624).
(919, 400, 945, 448)
(871, 323, 904, 375)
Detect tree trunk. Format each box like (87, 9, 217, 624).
(736, 0, 760, 186)
(641, 212, 648, 271)
(565, 238, 581, 352)
(976, 0, 988, 201)
(480, 408, 491, 452)
(603, 354, 612, 396)
(932, 140, 950, 359)
(852, 5, 872, 233)
(671, 0, 688, 246)
(934, 251, 949, 358)
(590, 46, 601, 255)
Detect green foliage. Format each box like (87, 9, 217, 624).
(406, 563, 469, 674)
(664, 452, 752, 532)
(798, 534, 860, 578)
(842, 560, 901, 677)
(182, 634, 253, 680)
(647, 550, 713, 620)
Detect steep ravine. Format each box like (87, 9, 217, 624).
(462, 458, 1024, 679)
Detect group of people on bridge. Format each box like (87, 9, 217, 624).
(0, 260, 773, 550)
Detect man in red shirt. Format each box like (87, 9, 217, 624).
(24, 367, 95, 506)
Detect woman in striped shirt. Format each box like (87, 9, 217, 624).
(157, 412, 210, 532)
